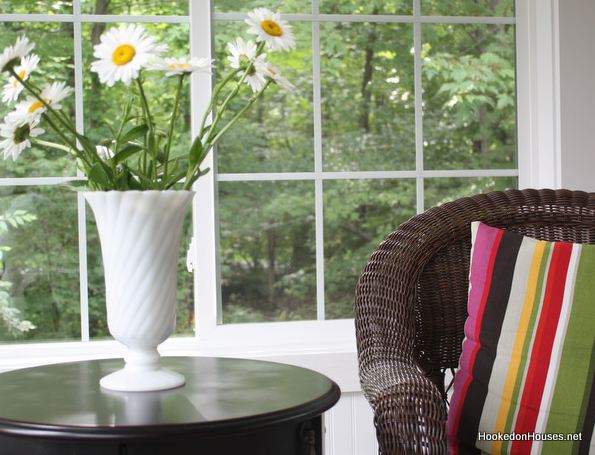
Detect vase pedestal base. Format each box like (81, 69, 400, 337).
(100, 368, 186, 392)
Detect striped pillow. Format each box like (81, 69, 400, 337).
(447, 221, 595, 455)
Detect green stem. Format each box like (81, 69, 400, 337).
(32, 139, 71, 153)
(114, 95, 134, 154)
(164, 74, 185, 180)
(205, 42, 265, 144)
(208, 80, 271, 147)
(41, 114, 92, 169)
(135, 76, 154, 176)
(11, 70, 79, 140)
(197, 68, 241, 138)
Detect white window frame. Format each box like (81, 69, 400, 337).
(0, 0, 561, 392)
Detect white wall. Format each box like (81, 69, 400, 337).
(558, 0, 595, 191)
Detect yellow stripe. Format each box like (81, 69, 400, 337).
(491, 240, 546, 453)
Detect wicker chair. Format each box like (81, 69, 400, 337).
(355, 188, 595, 454)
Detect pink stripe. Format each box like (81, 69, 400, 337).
(447, 223, 502, 452)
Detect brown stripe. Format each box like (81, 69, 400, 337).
(457, 229, 524, 451)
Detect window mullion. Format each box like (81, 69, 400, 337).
(73, 0, 90, 342)
(413, 0, 425, 214)
(312, 0, 325, 321)
(190, 0, 219, 338)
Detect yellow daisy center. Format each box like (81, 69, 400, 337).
(12, 70, 26, 88)
(168, 62, 191, 70)
(28, 100, 44, 113)
(261, 19, 283, 37)
(112, 44, 136, 66)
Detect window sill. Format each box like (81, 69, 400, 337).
(0, 323, 360, 392)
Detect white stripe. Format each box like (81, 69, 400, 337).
(530, 243, 581, 455)
(509, 243, 554, 434)
(476, 236, 537, 453)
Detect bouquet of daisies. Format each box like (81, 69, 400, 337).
(0, 8, 295, 191)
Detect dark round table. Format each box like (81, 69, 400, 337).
(0, 357, 341, 455)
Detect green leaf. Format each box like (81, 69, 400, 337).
(120, 124, 149, 143)
(113, 144, 143, 165)
(87, 163, 112, 188)
(76, 134, 95, 155)
(188, 136, 204, 168)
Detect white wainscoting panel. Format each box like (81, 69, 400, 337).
(324, 391, 378, 455)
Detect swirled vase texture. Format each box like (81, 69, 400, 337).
(84, 190, 194, 392)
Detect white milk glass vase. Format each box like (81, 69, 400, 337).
(84, 190, 194, 392)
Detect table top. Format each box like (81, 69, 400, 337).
(0, 357, 340, 440)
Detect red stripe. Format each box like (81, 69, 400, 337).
(450, 229, 503, 454)
(511, 242, 573, 453)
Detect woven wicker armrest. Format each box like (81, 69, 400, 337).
(355, 220, 450, 455)
(360, 360, 446, 454)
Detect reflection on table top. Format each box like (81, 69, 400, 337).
(0, 356, 340, 438)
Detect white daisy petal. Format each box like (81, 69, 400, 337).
(0, 36, 35, 73)
(91, 25, 164, 86)
(147, 57, 213, 76)
(2, 54, 40, 104)
(40, 81, 73, 110)
(245, 8, 296, 52)
(227, 38, 260, 69)
(256, 61, 295, 91)
(0, 114, 44, 161)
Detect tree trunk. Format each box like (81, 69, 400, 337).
(359, 18, 379, 132)
(479, 103, 490, 157)
(89, 0, 110, 129)
(266, 228, 276, 308)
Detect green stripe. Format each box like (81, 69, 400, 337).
(502, 241, 552, 453)
(543, 245, 595, 455)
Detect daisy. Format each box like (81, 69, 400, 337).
(0, 114, 44, 161)
(0, 36, 35, 73)
(8, 97, 42, 122)
(2, 54, 40, 104)
(91, 25, 166, 86)
(9, 81, 73, 122)
(256, 61, 295, 91)
(227, 37, 260, 69)
(148, 57, 212, 76)
(244, 55, 269, 93)
(245, 8, 295, 52)
(227, 38, 268, 93)
(40, 81, 73, 110)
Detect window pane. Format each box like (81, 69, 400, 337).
(214, 21, 314, 173)
(321, 22, 415, 171)
(320, 0, 412, 15)
(0, 186, 80, 342)
(0, 22, 77, 177)
(81, 0, 188, 15)
(0, 0, 72, 14)
(215, 0, 310, 13)
(82, 22, 191, 162)
(424, 176, 517, 208)
(87, 204, 194, 338)
(219, 181, 316, 323)
(324, 178, 416, 319)
(423, 24, 516, 170)
(421, 0, 513, 16)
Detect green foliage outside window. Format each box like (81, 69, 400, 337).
(0, 0, 516, 341)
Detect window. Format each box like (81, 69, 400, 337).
(0, 1, 194, 342)
(0, 0, 557, 362)
(207, 0, 517, 332)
